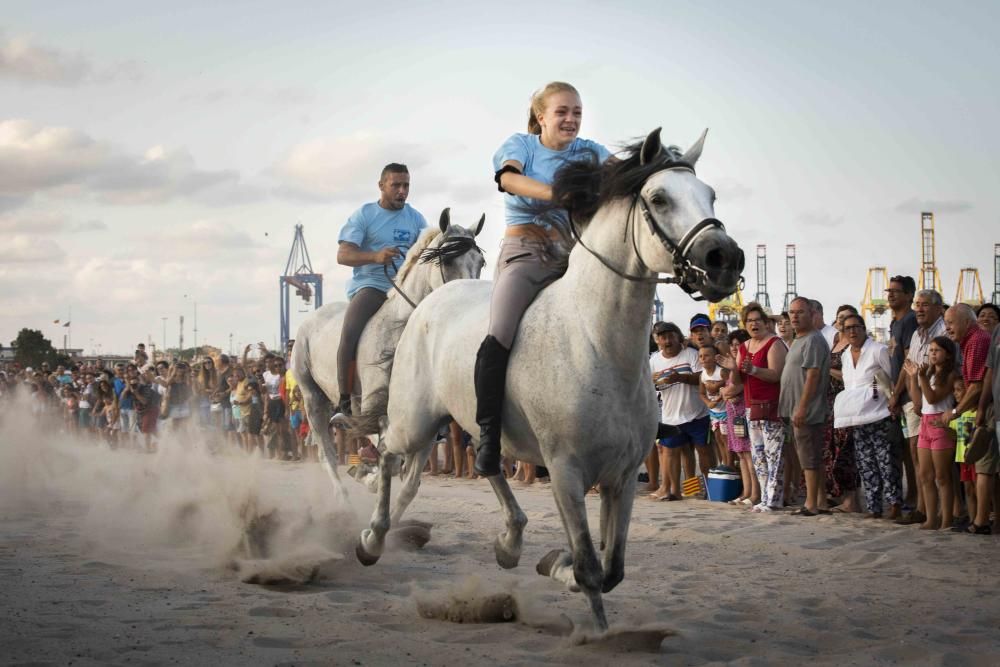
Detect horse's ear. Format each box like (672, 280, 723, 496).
(439, 207, 451, 234)
(640, 127, 663, 166)
(473, 213, 485, 237)
(681, 128, 708, 166)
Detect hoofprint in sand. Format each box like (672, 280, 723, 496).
(1, 427, 998, 666)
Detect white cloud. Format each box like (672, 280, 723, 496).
(270, 133, 431, 202)
(0, 34, 89, 85)
(0, 235, 65, 263)
(0, 211, 67, 233)
(0, 33, 142, 86)
(0, 119, 261, 206)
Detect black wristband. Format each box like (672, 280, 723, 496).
(494, 165, 522, 193)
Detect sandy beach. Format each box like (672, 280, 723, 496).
(2, 422, 999, 666)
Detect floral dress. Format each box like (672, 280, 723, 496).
(824, 341, 859, 498)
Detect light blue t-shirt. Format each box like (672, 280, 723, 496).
(492, 133, 611, 227)
(338, 202, 427, 298)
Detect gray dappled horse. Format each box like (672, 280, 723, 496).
(356, 128, 745, 631)
(291, 210, 485, 502)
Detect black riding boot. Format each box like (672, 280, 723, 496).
(473, 335, 510, 477)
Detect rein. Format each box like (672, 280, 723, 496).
(384, 235, 483, 309)
(565, 162, 728, 301)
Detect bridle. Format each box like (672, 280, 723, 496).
(566, 162, 738, 300)
(384, 234, 483, 309)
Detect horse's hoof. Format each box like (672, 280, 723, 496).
(493, 536, 520, 570)
(536, 549, 565, 577)
(355, 540, 380, 566)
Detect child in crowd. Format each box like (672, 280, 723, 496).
(699, 344, 731, 469)
(946, 377, 977, 530)
(907, 336, 960, 530)
(102, 395, 120, 448)
(288, 385, 305, 461)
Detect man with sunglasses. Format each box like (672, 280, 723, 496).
(334, 163, 427, 419)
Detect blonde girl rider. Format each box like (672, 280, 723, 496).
(474, 82, 611, 476)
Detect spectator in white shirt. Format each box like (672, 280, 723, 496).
(835, 314, 902, 519)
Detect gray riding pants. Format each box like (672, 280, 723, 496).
(337, 287, 387, 397)
(488, 236, 564, 350)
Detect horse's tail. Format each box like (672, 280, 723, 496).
(344, 386, 388, 441)
(290, 334, 331, 447)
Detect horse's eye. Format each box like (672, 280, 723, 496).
(650, 195, 666, 207)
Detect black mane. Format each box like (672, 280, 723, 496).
(548, 139, 685, 225)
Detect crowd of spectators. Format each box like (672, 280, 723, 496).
(0, 342, 316, 463)
(5, 278, 1000, 537)
(646, 277, 1000, 535)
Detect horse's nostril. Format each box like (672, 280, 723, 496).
(705, 248, 724, 270)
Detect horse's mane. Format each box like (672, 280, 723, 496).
(390, 227, 442, 290)
(545, 139, 686, 226)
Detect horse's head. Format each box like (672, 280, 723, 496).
(418, 208, 486, 287)
(633, 128, 745, 302)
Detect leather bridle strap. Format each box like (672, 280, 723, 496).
(384, 236, 483, 309)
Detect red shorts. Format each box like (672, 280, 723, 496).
(959, 462, 976, 483)
(917, 414, 953, 451)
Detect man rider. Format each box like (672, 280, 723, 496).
(334, 163, 427, 417)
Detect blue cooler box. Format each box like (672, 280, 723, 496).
(706, 469, 742, 502)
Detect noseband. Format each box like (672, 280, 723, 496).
(384, 234, 483, 309)
(568, 162, 731, 301)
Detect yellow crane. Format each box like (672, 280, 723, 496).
(709, 289, 746, 328)
(954, 268, 984, 307)
(919, 212, 942, 293)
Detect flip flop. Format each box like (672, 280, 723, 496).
(967, 523, 992, 535)
(829, 506, 853, 514)
(647, 493, 667, 501)
(816, 509, 832, 515)
(791, 508, 817, 517)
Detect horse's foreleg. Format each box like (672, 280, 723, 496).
(600, 473, 637, 594)
(486, 474, 527, 569)
(357, 451, 398, 566)
(543, 466, 608, 631)
(389, 446, 431, 525)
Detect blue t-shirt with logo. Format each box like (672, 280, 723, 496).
(338, 202, 428, 298)
(492, 133, 611, 227)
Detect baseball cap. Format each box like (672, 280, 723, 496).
(689, 314, 712, 330)
(652, 321, 682, 336)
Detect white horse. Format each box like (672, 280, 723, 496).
(354, 129, 745, 631)
(291, 209, 485, 501)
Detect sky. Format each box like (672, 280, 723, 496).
(2, 0, 998, 355)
